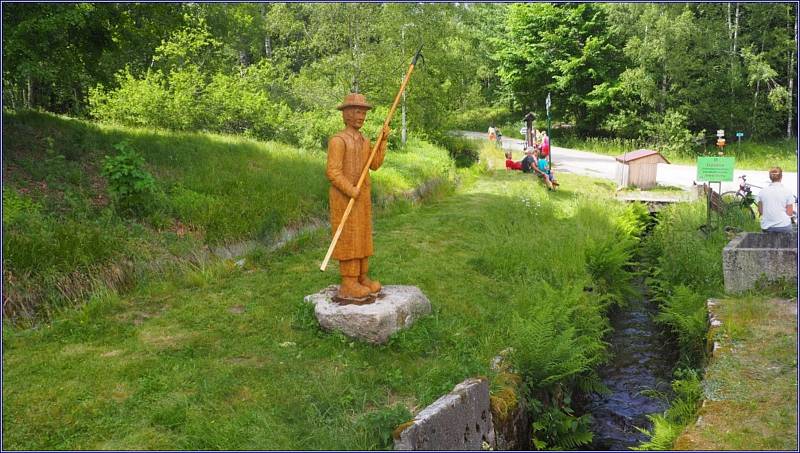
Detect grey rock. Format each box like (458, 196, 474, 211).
(722, 232, 797, 294)
(304, 285, 431, 344)
(394, 378, 495, 451)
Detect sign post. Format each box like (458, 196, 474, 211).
(697, 156, 736, 230)
(523, 112, 535, 148)
(736, 131, 744, 153)
(546, 92, 551, 170)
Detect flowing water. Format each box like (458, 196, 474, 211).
(579, 282, 679, 450)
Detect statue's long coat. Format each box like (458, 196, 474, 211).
(326, 128, 386, 261)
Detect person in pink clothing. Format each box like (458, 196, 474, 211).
(540, 131, 550, 158)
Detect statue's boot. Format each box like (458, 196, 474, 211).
(359, 275, 381, 294)
(339, 277, 371, 299)
(358, 257, 381, 294)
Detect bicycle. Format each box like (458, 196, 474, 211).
(720, 174, 760, 225)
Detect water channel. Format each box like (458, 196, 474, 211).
(578, 280, 679, 450)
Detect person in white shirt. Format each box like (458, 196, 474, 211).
(756, 167, 795, 233)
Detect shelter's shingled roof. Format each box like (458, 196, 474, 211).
(615, 149, 670, 164)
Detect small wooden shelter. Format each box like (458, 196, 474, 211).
(615, 149, 670, 189)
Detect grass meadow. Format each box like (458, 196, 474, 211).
(3, 136, 644, 449)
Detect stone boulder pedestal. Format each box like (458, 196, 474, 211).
(304, 285, 431, 344)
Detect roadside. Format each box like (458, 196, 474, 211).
(676, 296, 798, 450)
(456, 131, 798, 199)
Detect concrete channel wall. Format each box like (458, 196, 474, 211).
(393, 352, 530, 450)
(722, 232, 797, 294)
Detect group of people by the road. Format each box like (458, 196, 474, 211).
(498, 125, 557, 190)
(491, 124, 795, 230)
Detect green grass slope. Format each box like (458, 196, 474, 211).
(2, 110, 456, 323)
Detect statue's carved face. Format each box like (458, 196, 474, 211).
(342, 107, 368, 130)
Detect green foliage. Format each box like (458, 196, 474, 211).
(2, 187, 42, 225)
(644, 110, 706, 157)
(633, 368, 702, 450)
(530, 401, 594, 451)
(508, 285, 608, 392)
(584, 235, 637, 307)
(495, 3, 625, 134)
(642, 201, 730, 294)
(353, 405, 413, 449)
(5, 3, 796, 141)
(433, 135, 482, 168)
(652, 285, 708, 363)
(89, 62, 294, 143)
(614, 201, 651, 239)
(101, 140, 160, 217)
(447, 106, 517, 132)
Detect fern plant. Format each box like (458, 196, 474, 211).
(653, 285, 708, 363)
(633, 368, 702, 450)
(530, 399, 594, 450)
(584, 235, 638, 308)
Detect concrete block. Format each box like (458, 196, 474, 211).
(304, 285, 431, 344)
(394, 378, 495, 450)
(722, 232, 797, 294)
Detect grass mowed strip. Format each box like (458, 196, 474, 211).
(674, 296, 798, 451)
(3, 168, 630, 450)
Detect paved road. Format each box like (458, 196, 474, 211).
(459, 131, 797, 198)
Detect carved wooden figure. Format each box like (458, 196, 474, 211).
(326, 93, 389, 299)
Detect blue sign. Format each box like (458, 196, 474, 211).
(736, 131, 744, 138)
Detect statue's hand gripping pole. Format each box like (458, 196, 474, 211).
(320, 46, 423, 271)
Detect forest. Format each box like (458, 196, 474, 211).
(3, 2, 797, 152)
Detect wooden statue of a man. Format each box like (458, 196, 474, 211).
(326, 92, 390, 299)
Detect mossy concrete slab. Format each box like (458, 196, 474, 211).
(393, 377, 495, 450)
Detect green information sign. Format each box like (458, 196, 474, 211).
(697, 156, 735, 182)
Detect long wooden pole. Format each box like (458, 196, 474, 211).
(320, 48, 422, 271)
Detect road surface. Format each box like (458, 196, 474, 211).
(458, 131, 797, 198)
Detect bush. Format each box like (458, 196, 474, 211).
(89, 63, 294, 144)
(101, 140, 161, 217)
(447, 105, 517, 132)
(644, 110, 706, 158)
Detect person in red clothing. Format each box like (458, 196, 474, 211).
(540, 131, 550, 158)
(505, 151, 522, 170)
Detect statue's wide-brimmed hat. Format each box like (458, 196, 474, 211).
(337, 92, 373, 111)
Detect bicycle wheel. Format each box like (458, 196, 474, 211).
(720, 191, 755, 226)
